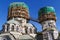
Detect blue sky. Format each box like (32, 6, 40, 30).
(0, 0, 60, 32)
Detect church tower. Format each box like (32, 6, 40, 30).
(38, 6, 59, 40)
(0, 2, 37, 40)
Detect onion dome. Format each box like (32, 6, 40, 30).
(38, 6, 56, 23)
(9, 2, 29, 10)
(8, 2, 30, 20)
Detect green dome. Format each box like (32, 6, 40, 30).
(38, 6, 56, 16)
(9, 2, 29, 10)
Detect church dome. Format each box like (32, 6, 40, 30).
(38, 6, 56, 16)
(38, 6, 56, 23)
(9, 2, 29, 10)
(8, 2, 30, 20)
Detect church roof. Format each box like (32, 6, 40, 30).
(38, 6, 56, 16)
(9, 2, 29, 10)
(25, 23, 35, 28)
(19, 35, 33, 40)
(7, 18, 20, 25)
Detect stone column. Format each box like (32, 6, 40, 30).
(47, 32, 53, 40)
(21, 19, 27, 27)
(32, 27, 35, 34)
(22, 27, 26, 34)
(27, 27, 30, 34)
(4, 24, 7, 32)
(19, 26, 22, 33)
(9, 24, 12, 31)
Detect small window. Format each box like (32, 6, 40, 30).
(30, 28, 32, 33)
(7, 24, 10, 31)
(21, 13, 25, 17)
(16, 26, 19, 32)
(11, 25, 14, 31)
(19, 20, 22, 23)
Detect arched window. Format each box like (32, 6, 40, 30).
(3, 38, 7, 40)
(3, 25, 5, 32)
(11, 25, 14, 31)
(21, 12, 25, 17)
(3, 24, 7, 32)
(16, 26, 19, 32)
(7, 24, 10, 32)
(30, 28, 32, 33)
(25, 26, 27, 34)
(2, 36, 12, 40)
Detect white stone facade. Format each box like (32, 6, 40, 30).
(41, 20, 56, 30)
(0, 18, 37, 40)
(41, 20, 59, 40)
